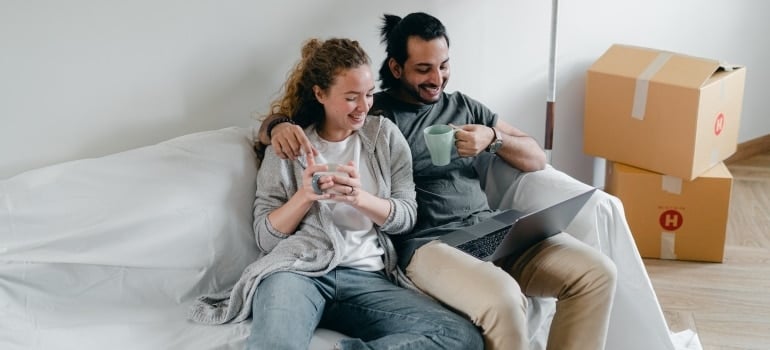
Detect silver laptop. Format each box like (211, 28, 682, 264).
(440, 188, 596, 261)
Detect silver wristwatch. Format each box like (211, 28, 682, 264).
(486, 127, 503, 154)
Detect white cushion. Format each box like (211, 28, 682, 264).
(0, 127, 268, 349)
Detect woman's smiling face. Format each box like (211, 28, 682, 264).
(314, 64, 375, 141)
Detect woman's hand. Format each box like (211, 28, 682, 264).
(296, 159, 390, 227)
(298, 155, 333, 203)
(326, 161, 364, 206)
(266, 154, 333, 235)
(325, 161, 391, 226)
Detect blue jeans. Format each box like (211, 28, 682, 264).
(247, 267, 482, 350)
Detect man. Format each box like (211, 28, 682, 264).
(258, 12, 616, 350)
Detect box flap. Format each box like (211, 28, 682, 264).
(590, 44, 724, 88)
(613, 161, 732, 180)
(700, 162, 732, 179)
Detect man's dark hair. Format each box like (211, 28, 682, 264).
(378, 12, 449, 90)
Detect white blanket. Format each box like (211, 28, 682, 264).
(0, 127, 699, 350)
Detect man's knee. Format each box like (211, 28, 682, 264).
(577, 251, 618, 298)
(548, 235, 618, 297)
(481, 274, 527, 312)
(594, 253, 617, 292)
(481, 289, 527, 333)
(453, 269, 528, 337)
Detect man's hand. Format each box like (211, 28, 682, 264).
(270, 122, 318, 160)
(450, 123, 495, 157)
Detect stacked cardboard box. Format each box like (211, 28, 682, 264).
(584, 44, 746, 262)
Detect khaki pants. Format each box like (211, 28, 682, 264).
(406, 232, 617, 350)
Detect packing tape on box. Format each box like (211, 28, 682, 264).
(661, 175, 682, 194)
(660, 176, 682, 260)
(632, 52, 674, 120)
(660, 232, 677, 260)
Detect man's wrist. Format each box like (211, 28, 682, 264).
(266, 116, 293, 139)
(486, 126, 503, 154)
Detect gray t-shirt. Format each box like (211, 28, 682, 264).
(372, 91, 501, 264)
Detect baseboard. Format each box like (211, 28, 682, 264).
(725, 133, 770, 164)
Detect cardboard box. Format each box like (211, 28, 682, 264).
(585, 44, 746, 180)
(605, 161, 732, 262)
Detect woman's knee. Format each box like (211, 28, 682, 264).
(252, 272, 313, 309)
(446, 318, 484, 350)
(425, 312, 483, 350)
(261, 271, 312, 290)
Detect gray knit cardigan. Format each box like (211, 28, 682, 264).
(188, 115, 418, 324)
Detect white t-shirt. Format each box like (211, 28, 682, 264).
(308, 128, 385, 271)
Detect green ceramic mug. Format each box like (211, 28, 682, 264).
(423, 125, 456, 166)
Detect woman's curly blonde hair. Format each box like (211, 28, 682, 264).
(268, 38, 370, 128)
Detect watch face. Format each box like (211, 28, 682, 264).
(488, 128, 502, 153)
(489, 139, 502, 153)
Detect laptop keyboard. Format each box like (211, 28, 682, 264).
(456, 227, 510, 260)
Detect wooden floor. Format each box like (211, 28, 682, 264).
(644, 150, 770, 350)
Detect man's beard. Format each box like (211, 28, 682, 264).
(402, 80, 446, 105)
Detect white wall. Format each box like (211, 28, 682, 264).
(2, 0, 769, 183)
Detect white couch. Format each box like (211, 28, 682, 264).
(0, 127, 681, 350)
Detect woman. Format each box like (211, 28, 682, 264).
(190, 38, 482, 350)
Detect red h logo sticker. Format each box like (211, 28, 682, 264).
(659, 210, 684, 231)
(714, 113, 725, 136)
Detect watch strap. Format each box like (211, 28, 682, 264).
(266, 116, 293, 138)
(486, 127, 502, 153)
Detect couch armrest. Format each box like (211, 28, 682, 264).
(475, 153, 593, 210)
